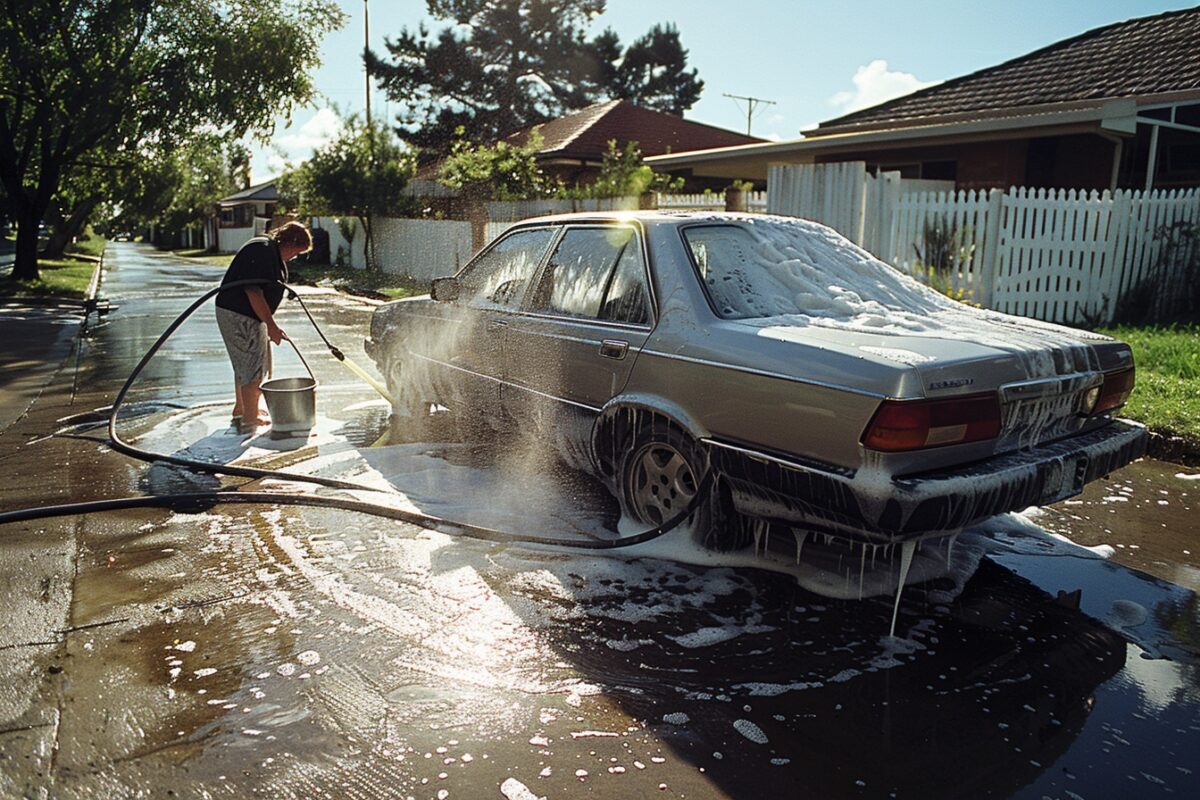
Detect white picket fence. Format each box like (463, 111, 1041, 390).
(485, 196, 641, 222)
(884, 187, 1200, 323)
(655, 191, 769, 212)
(656, 192, 723, 211)
(768, 163, 1200, 324)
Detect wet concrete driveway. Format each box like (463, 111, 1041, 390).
(0, 243, 1197, 799)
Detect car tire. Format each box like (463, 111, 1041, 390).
(615, 425, 722, 538)
(385, 355, 432, 440)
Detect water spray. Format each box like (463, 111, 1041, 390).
(0, 278, 710, 554)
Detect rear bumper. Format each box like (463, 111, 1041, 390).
(708, 420, 1147, 542)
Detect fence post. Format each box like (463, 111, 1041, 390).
(1100, 190, 1131, 324)
(867, 171, 901, 259)
(977, 189, 1004, 309)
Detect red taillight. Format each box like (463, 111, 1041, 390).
(1092, 367, 1135, 415)
(861, 393, 1002, 452)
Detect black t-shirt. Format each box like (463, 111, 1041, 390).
(215, 237, 288, 319)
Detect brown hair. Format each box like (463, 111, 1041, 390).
(267, 221, 312, 253)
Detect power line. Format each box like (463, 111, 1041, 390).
(723, 93, 776, 136)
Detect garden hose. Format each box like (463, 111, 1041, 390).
(0, 277, 712, 551)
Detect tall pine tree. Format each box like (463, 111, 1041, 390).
(367, 1, 704, 155)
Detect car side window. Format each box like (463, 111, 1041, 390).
(598, 238, 651, 325)
(682, 225, 767, 319)
(530, 227, 644, 321)
(457, 229, 555, 310)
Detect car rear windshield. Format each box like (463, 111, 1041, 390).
(681, 221, 944, 321)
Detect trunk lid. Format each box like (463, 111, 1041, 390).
(743, 316, 1125, 453)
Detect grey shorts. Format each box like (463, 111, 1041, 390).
(216, 306, 272, 386)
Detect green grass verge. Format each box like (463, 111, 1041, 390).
(67, 228, 107, 258)
(1100, 324, 1200, 442)
(0, 258, 96, 300)
(288, 262, 421, 301)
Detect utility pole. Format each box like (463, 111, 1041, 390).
(363, 0, 372, 123)
(723, 93, 776, 136)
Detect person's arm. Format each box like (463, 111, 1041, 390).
(245, 287, 285, 344)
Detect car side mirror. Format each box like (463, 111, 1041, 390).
(430, 276, 460, 302)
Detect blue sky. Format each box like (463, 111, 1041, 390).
(248, 0, 1196, 182)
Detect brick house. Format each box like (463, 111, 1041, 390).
(648, 7, 1200, 192)
(409, 99, 764, 196)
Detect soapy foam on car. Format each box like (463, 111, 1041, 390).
(696, 214, 1104, 382)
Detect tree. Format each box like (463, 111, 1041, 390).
(115, 136, 247, 249)
(600, 24, 703, 116)
(0, 0, 346, 280)
(589, 140, 683, 198)
(437, 132, 552, 201)
(367, 1, 704, 154)
(279, 116, 417, 270)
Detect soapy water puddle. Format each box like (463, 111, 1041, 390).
(73, 403, 1200, 798)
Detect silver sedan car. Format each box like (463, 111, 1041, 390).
(366, 212, 1146, 552)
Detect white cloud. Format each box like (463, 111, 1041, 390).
(275, 107, 344, 159)
(249, 107, 344, 184)
(828, 59, 940, 115)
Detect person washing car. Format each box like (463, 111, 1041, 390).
(215, 221, 312, 431)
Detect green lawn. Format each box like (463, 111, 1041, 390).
(1100, 324, 1200, 442)
(68, 228, 107, 258)
(0, 258, 97, 300)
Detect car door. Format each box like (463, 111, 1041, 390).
(414, 227, 557, 412)
(503, 224, 655, 419)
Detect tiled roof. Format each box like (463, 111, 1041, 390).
(219, 180, 278, 204)
(507, 100, 763, 158)
(815, 6, 1200, 134)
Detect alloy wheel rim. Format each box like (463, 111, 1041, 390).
(628, 442, 698, 526)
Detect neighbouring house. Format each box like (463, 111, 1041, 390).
(213, 180, 279, 253)
(648, 6, 1200, 192)
(505, 99, 764, 189)
(408, 99, 764, 198)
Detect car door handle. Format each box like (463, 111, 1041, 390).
(599, 339, 629, 360)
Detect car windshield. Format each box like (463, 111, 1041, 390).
(683, 219, 949, 322)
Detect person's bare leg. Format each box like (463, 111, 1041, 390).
(241, 381, 269, 427)
(232, 382, 243, 419)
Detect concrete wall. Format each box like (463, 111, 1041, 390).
(217, 226, 254, 253)
(311, 216, 474, 282)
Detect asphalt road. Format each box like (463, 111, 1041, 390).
(0, 242, 1197, 799)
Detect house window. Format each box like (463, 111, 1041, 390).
(1164, 143, 1200, 176)
(922, 160, 957, 181)
(868, 162, 921, 179)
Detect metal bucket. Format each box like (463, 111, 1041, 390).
(261, 340, 317, 437)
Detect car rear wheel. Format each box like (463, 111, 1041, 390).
(626, 440, 700, 526)
(617, 424, 753, 551)
(618, 425, 721, 534)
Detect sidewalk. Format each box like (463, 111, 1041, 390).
(0, 301, 84, 436)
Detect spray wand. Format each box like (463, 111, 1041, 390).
(284, 286, 396, 405)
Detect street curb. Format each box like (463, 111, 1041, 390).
(1144, 431, 1200, 468)
(84, 251, 104, 303)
